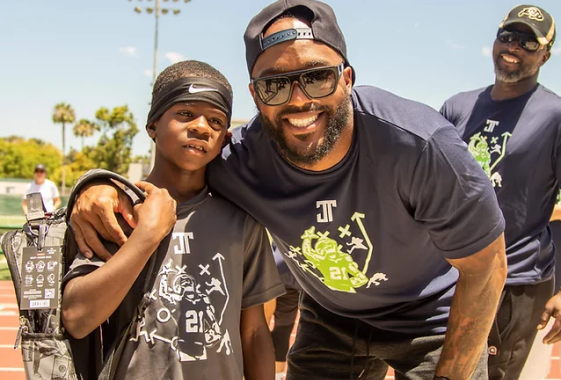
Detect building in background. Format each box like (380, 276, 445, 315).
(0, 178, 30, 195)
(230, 119, 249, 131)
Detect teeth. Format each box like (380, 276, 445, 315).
(187, 144, 204, 151)
(287, 114, 319, 128)
(502, 55, 519, 63)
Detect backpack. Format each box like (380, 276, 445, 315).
(0, 170, 147, 380)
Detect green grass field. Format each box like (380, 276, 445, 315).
(0, 253, 10, 281)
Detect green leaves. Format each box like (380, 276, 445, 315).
(0, 137, 62, 179)
(52, 103, 76, 124)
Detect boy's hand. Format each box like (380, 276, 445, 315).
(135, 181, 177, 243)
(71, 182, 136, 261)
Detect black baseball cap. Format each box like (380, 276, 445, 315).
(34, 164, 46, 172)
(499, 5, 556, 48)
(244, 0, 355, 83)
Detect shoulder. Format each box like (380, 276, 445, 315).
(441, 86, 489, 117)
(352, 85, 452, 142)
(533, 85, 561, 114)
(443, 87, 488, 107)
(206, 192, 262, 229)
(45, 179, 57, 188)
(228, 117, 266, 148)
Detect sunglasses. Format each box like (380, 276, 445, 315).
(496, 28, 541, 52)
(251, 63, 345, 106)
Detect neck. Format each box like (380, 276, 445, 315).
(296, 104, 355, 172)
(146, 155, 207, 203)
(490, 74, 539, 101)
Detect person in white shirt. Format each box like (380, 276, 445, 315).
(21, 164, 61, 214)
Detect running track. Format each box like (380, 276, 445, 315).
(0, 281, 559, 380)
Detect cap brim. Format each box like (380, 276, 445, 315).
(500, 19, 549, 45)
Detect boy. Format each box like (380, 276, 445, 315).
(62, 60, 285, 380)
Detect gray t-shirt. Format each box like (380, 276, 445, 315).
(207, 86, 505, 335)
(441, 84, 561, 286)
(64, 188, 285, 380)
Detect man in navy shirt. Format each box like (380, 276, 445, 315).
(70, 1, 507, 379)
(440, 5, 560, 380)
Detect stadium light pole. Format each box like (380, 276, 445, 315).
(131, 0, 191, 170)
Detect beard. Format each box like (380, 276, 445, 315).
(494, 54, 540, 83)
(259, 92, 352, 167)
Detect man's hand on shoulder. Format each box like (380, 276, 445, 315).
(70, 181, 136, 261)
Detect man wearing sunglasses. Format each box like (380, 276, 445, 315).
(69, 1, 507, 379)
(440, 5, 559, 380)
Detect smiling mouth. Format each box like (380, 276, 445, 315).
(501, 54, 520, 64)
(285, 113, 321, 128)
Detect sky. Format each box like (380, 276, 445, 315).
(0, 0, 560, 157)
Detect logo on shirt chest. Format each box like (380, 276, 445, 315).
(467, 119, 512, 188)
(283, 201, 388, 293)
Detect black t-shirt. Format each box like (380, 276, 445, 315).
(65, 189, 285, 380)
(441, 84, 561, 286)
(208, 85, 505, 335)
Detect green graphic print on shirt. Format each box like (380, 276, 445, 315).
(283, 211, 389, 293)
(467, 120, 511, 188)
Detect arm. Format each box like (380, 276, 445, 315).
(436, 235, 507, 379)
(22, 199, 28, 215)
(70, 179, 137, 260)
(241, 304, 276, 380)
(53, 196, 62, 210)
(263, 298, 277, 326)
(550, 204, 561, 222)
(62, 182, 176, 339)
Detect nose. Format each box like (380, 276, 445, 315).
(187, 116, 211, 137)
(286, 81, 310, 106)
(506, 39, 522, 51)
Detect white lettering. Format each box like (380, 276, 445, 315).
(484, 119, 500, 133)
(173, 232, 194, 254)
(316, 200, 337, 223)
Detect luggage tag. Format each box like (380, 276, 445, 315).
(20, 246, 61, 311)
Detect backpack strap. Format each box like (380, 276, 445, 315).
(67, 170, 162, 380)
(66, 169, 146, 221)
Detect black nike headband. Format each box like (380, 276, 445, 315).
(146, 77, 233, 128)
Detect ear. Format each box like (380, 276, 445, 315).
(248, 82, 257, 101)
(342, 66, 353, 92)
(146, 122, 157, 140)
(540, 50, 551, 66)
(221, 130, 232, 148)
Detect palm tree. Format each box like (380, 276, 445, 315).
(73, 119, 98, 149)
(52, 103, 76, 194)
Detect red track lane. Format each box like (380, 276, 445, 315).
(0, 281, 558, 380)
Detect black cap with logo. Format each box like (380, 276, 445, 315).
(499, 5, 556, 48)
(244, 0, 355, 82)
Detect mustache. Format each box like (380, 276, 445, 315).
(276, 103, 330, 119)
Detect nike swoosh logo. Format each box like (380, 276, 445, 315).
(188, 84, 219, 94)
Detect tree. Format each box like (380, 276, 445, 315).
(52, 103, 76, 193)
(90, 105, 139, 175)
(73, 119, 99, 149)
(0, 136, 62, 180)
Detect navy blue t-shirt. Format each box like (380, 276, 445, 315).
(441, 84, 561, 286)
(208, 86, 505, 335)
